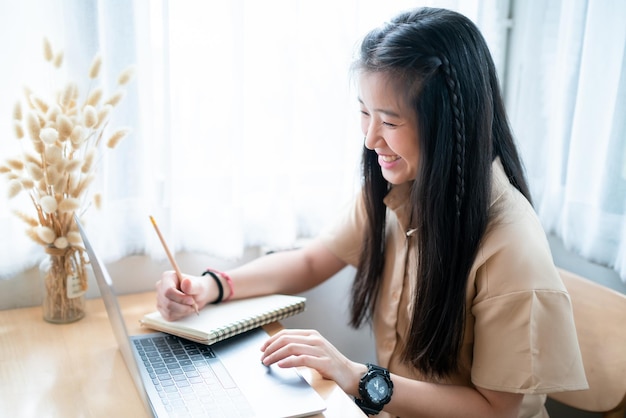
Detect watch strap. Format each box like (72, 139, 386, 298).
(355, 397, 384, 416)
(354, 363, 393, 415)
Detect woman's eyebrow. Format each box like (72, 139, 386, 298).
(357, 97, 401, 118)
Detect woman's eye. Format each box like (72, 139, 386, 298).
(383, 121, 397, 128)
(360, 110, 370, 117)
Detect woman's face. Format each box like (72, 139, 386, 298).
(359, 72, 420, 185)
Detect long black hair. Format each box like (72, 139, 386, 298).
(349, 7, 531, 378)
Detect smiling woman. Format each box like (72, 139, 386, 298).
(0, 0, 511, 279)
(359, 72, 420, 186)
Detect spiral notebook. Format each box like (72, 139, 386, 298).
(140, 294, 306, 345)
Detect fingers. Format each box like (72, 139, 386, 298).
(260, 329, 318, 351)
(260, 329, 331, 371)
(155, 271, 200, 321)
(180, 275, 204, 297)
(260, 329, 366, 396)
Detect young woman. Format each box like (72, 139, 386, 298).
(156, 8, 587, 417)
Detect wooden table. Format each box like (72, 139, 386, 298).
(0, 292, 365, 417)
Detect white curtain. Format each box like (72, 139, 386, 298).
(506, 0, 626, 282)
(0, 0, 508, 278)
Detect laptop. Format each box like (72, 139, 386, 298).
(76, 217, 326, 418)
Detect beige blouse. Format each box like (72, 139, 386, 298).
(320, 158, 588, 418)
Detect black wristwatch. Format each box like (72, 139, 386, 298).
(355, 363, 394, 415)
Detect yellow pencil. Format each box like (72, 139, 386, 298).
(149, 215, 199, 315)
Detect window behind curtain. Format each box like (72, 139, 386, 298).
(0, 0, 513, 277)
(506, 0, 626, 282)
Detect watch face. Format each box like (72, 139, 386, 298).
(366, 375, 389, 403)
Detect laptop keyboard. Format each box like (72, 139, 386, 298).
(134, 334, 254, 417)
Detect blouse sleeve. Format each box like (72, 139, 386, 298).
(317, 190, 366, 267)
(470, 200, 589, 394)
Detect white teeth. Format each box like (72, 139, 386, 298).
(381, 155, 400, 162)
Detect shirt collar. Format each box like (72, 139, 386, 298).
(383, 157, 510, 232)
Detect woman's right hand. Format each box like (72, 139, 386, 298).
(155, 271, 212, 321)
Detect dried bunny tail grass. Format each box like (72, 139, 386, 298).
(43, 37, 53, 62)
(23, 86, 34, 109)
(86, 87, 103, 107)
(33, 140, 45, 155)
(65, 158, 82, 173)
(13, 102, 22, 120)
(37, 178, 47, 191)
(7, 179, 22, 198)
(56, 114, 73, 140)
(31, 95, 49, 114)
(60, 82, 78, 109)
(44, 145, 63, 165)
(0, 165, 10, 174)
(106, 128, 130, 149)
(56, 173, 70, 194)
(54, 158, 68, 175)
(46, 164, 62, 187)
(45, 104, 61, 123)
(70, 125, 85, 145)
(14, 121, 24, 139)
(36, 111, 46, 127)
(53, 51, 64, 68)
(23, 152, 40, 166)
(39, 195, 58, 213)
(67, 172, 81, 193)
(40, 127, 59, 145)
(6, 158, 24, 171)
(94, 105, 112, 129)
(71, 139, 84, 151)
(72, 174, 95, 197)
(26, 162, 44, 181)
(53, 236, 69, 249)
(88, 54, 102, 79)
(35, 225, 56, 244)
(104, 90, 125, 107)
(58, 197, 80, 213)
(20, 177, 35, 189)
(83, 105, 98, 128)
(117, 66, 135, 85)
(93, 193, 102, 209)
(67, 231, 82, 246)
(28, 192, 45, 224)
(26, 111, 41, 141)
(27, 228, 49, 246)
(13, 210, 40, 227)
(81, 148, 96, 173)
(94, 127, 105, 147)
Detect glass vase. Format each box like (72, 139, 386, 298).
(40, 246, 88, 324)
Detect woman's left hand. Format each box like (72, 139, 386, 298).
(260, 329, 366, 396)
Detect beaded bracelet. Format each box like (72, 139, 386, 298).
(202, 270, 223, 304)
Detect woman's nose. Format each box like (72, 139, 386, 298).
(364, 123, 381, 150)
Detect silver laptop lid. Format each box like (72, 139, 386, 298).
(74, 216, 153, 414)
